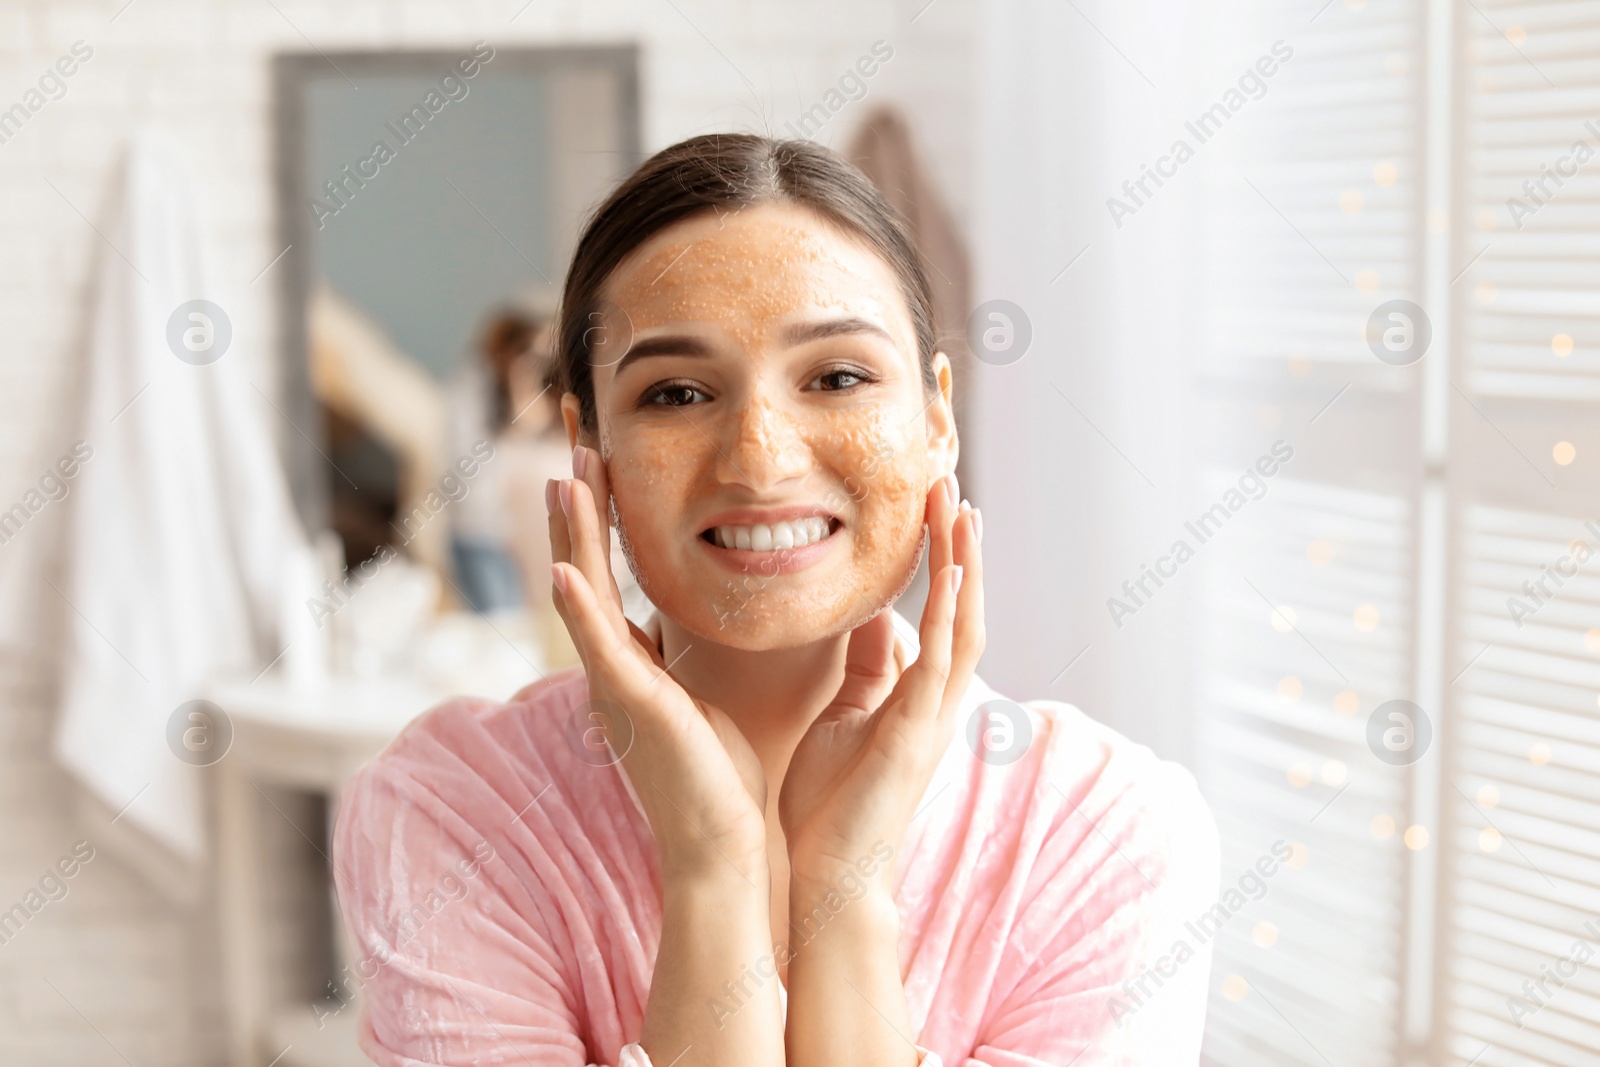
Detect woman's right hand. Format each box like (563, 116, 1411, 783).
(546, 444, 770, 883)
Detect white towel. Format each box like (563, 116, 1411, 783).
(52, 133, 309, 872)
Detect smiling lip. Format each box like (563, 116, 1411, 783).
(698, 504, 838, 531)
(697, 505, 843, 575)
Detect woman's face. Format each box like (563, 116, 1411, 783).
(564, 200, 957, 650)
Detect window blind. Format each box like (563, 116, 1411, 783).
(1440, 2, 1600, 1061)
(1188, 0, 1426, 1064)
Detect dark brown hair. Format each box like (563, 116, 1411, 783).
(555, 133, 940, 435)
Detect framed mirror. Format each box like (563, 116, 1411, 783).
(271, 45, 640, 621)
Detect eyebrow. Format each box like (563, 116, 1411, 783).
(781, 316, 895, 347)
(611, 316, 894, 378)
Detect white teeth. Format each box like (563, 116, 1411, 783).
(712, 517, 832, 551)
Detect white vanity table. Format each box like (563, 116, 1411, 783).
(207, 611, 549, 1067)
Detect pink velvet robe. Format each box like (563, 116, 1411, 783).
(332, 609, 1220, 1065)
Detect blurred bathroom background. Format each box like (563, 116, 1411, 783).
(0, 0, 1596, 1064)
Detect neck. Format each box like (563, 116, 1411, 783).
(656, 615, 853, 792)
(652, 609, 907, 964)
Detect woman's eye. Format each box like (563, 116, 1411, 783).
(814, 368, 871, 391)
(642, 382, 709, 407)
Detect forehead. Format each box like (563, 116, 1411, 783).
(598, 200, 916, 346)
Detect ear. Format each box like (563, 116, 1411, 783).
(924, 351, 959, 478)
(560, 392, 584, 450)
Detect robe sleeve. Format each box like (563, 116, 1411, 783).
(616, 1041, 942, 1064)
(960, 752, 1222, 1067)
(333, 753, 618, 1067)
(334, 725, 944, 1067)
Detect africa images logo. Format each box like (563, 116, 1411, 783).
(1106, 40, 1294, 228)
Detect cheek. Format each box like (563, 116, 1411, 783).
(814, 407, 928, 554)
(605, 425, 705, 561)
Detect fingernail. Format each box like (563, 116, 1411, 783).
(944, 473, 959, 509)
(551, 564, 568, 595)
(572, 445, 588, 480)
(950, 564, 965, 595)
(558, 479, 572, 515)
(973, 507, 984, 545)
(544, 479, 557, 516)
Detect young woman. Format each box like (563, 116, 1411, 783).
(333, 133, 1219, 1067)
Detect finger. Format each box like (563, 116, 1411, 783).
(893, 559, 963, 729)
(547, 478, 572, 566)
(547, 478, 576, 635)
(562, 475, 627, 635)
(573, 444, 631, 616)
(939, 502, 986, 727)
(552, 562, 653, 694)
(926, 471, 958, 579)
(826, 610, 897, 717)
(573, 444, 611, 531)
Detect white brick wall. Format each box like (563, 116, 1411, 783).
(0, 0, 976, 1061)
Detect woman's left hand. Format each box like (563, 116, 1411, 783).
(778, 471, 985, 892)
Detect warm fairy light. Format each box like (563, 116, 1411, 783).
(1287, 762, 1313, 788)
(1222, 974, 1250, 1001)
(1506, 24, 1528, 46)
(1270, 605, 1298, 633)
(1405, 825, 1430, 850)
(1480, 828, 1502, 852)
(1554, 441, 1576, 466)
(1553, 333, 1574, 357)
(1334, 690, 1361, 715)
(1586, 629, 1600, 653)
(1322, 760, 1348, 787)
(1477, 783, 1500, 808)
(1354, 604, 1380, 631)
(1253, 921, 1279, 948)
(1373, 161, 1398, 187)
(1278, 676, 1304, 701)
(1530, 742, 1552, 765)
(1355, 269, 1380, 294)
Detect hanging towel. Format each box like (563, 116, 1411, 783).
(51, 133, 309, 883)
(845, 107, 973, 389)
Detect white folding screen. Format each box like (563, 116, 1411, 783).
(1187, 0, 1600, 1064)
(1440, 2, 1600, 1064)
(1189, 0, 1426, 1063)
(973, 0, 1598, 1061)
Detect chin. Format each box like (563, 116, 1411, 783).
(618, 522, 927, 652)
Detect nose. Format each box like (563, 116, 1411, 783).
(714, 388, 812, 492)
